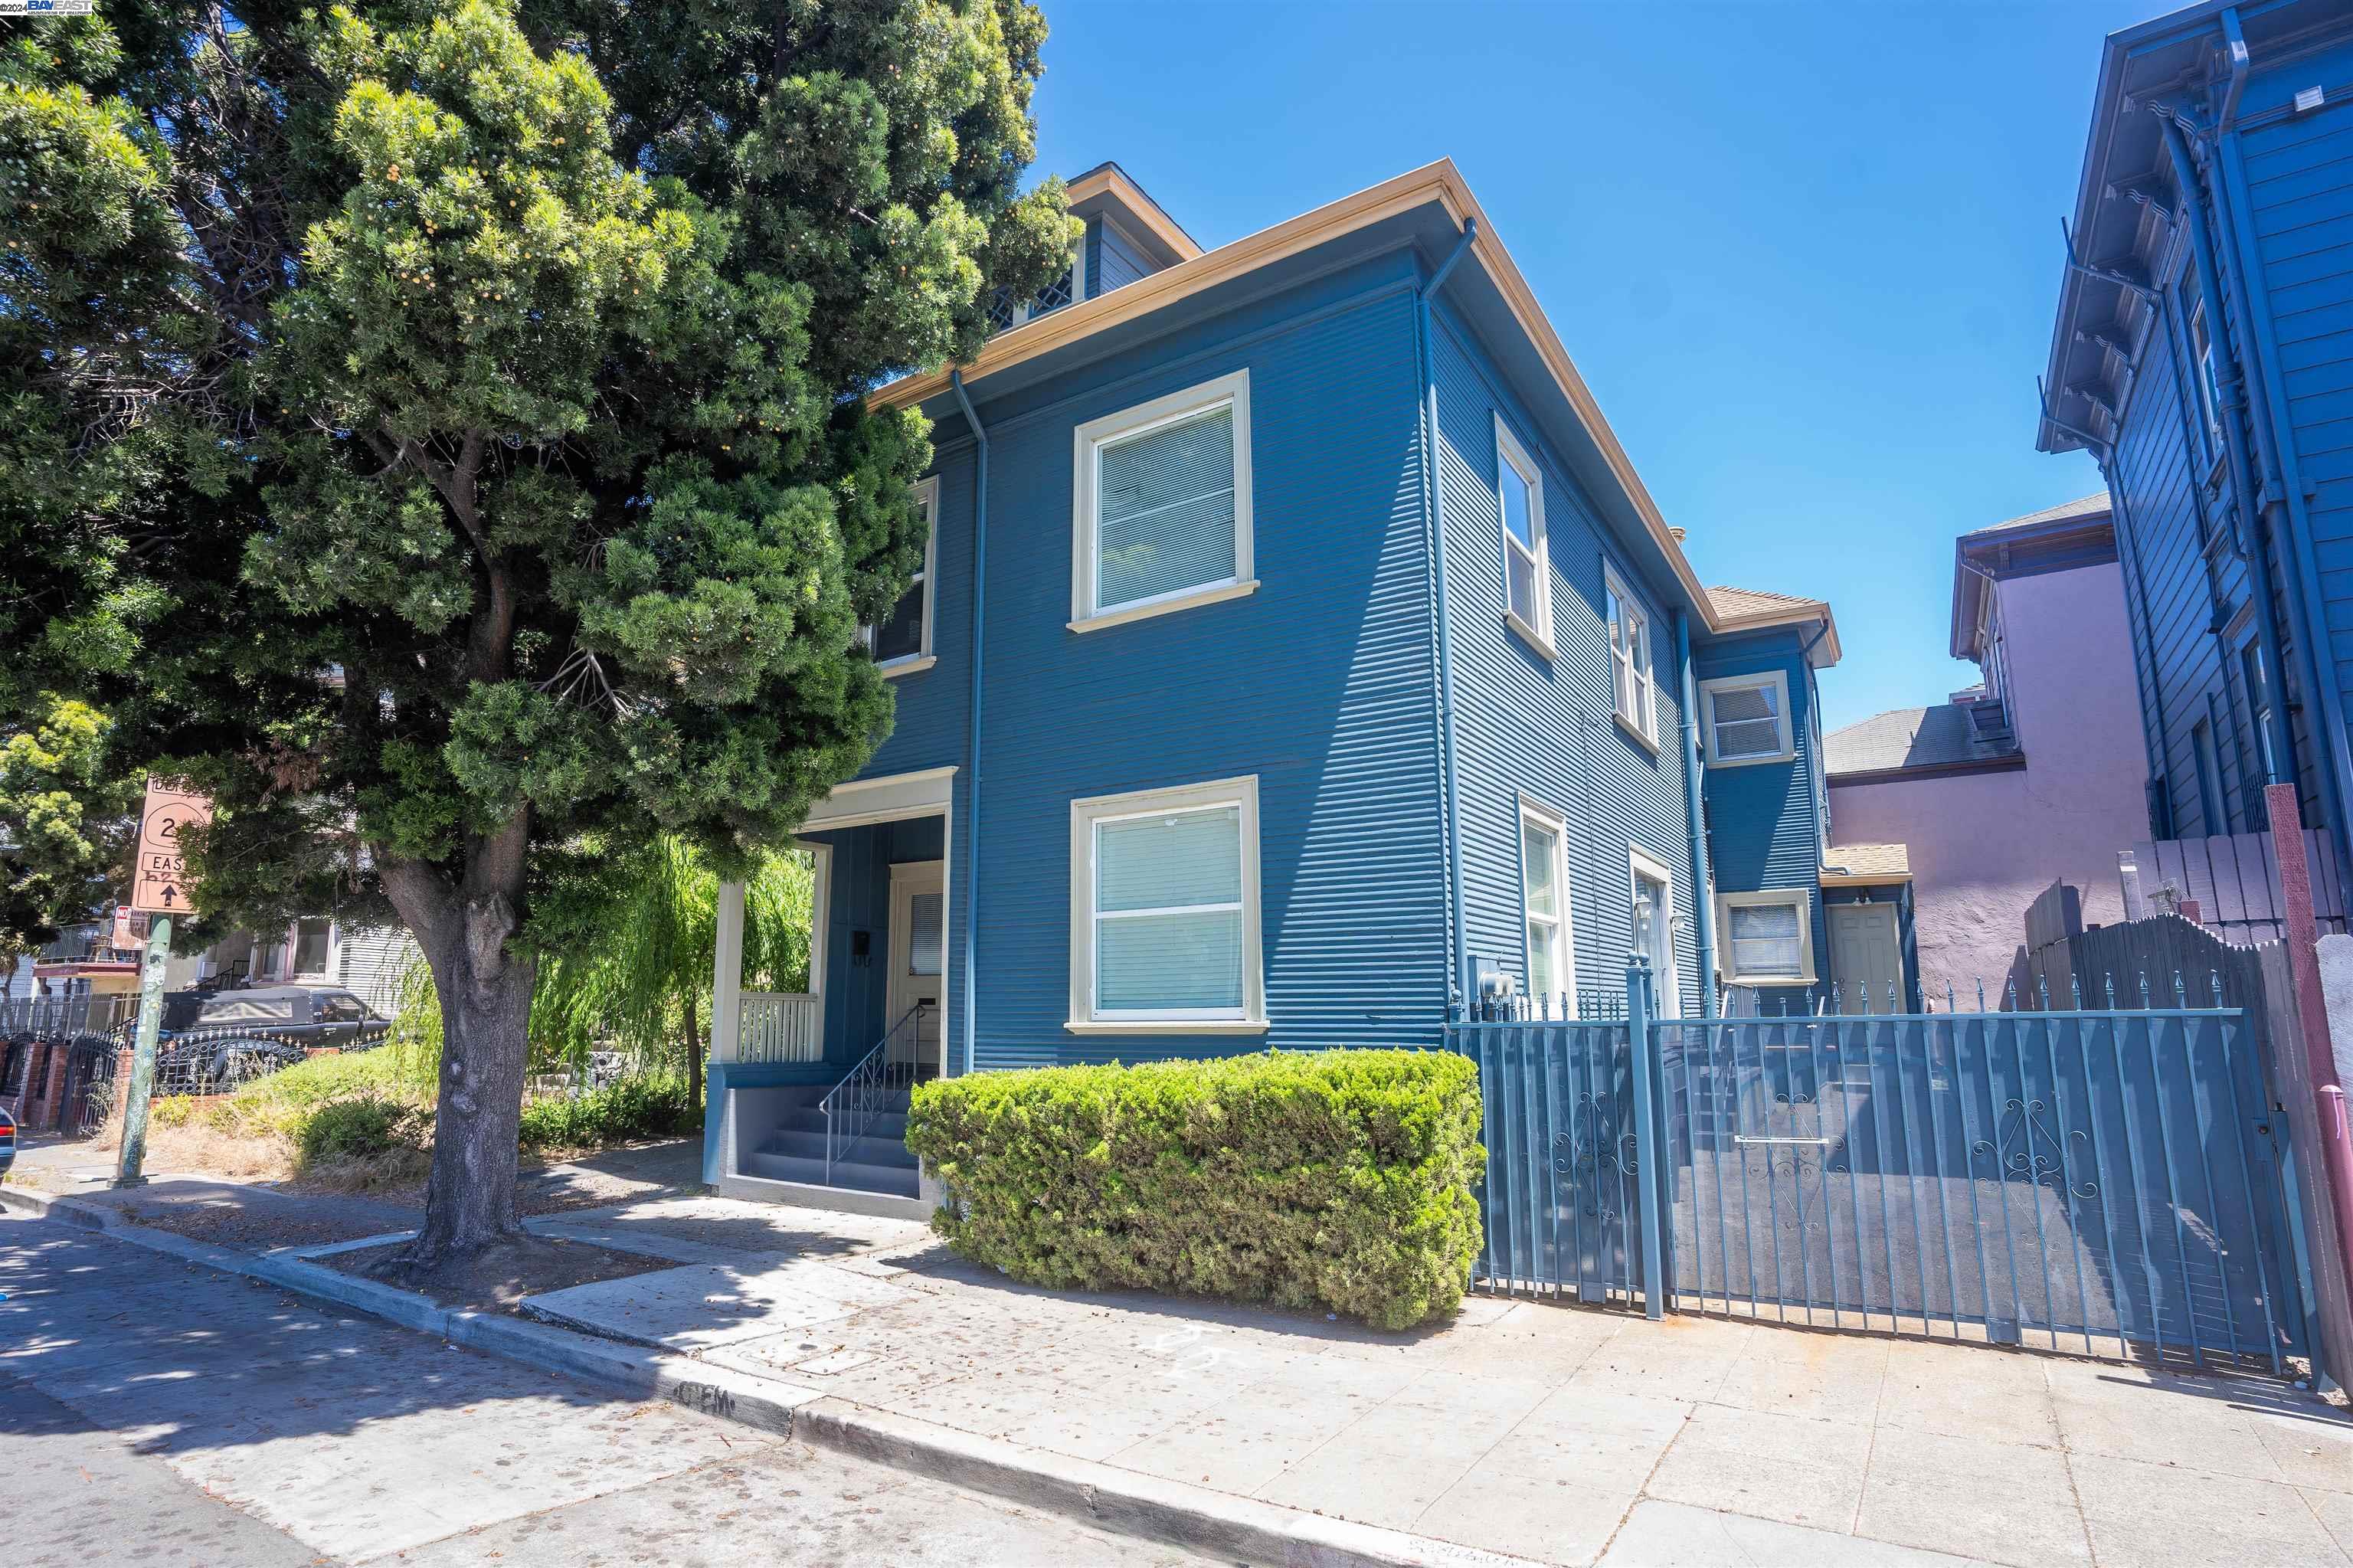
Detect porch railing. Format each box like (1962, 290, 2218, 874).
(738, 992, 822, 1062)
(819, 1002, 931, 1183)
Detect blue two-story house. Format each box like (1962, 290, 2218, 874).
(2040, 0, 2353, 907)
(702, 160, 1855, 1211)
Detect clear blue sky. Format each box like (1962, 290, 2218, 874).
(1026, 0, 2156, 733)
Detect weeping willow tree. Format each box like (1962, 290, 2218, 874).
(394, 837, 813, 1106)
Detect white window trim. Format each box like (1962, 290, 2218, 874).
(1067, 774, 1267, 1033)
(1518, 796, 1576, 1013)
(1494, 414, 1553, 656)
(1697, 669, 1795, 768)
(1605, 566, 1659, 750)
(1069, 369, 1256, 633)
(1716, 888, 1816, 987)
(1628, 846, 1680, 1019)
(2191, 296, 2224, 454)
(864, 476, 938, 676)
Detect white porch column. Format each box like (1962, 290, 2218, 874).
(711, 879, 745, 1064)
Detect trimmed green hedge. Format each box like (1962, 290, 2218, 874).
(905, 1049, 1484, 1331)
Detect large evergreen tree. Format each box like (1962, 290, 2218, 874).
(1, 0, 1072, 1269)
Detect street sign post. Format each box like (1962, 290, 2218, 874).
(117, 778, 209, 1188)
(113, 914, 170, 1188)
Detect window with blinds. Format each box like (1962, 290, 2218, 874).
(1520, 806, 1569, 1007)
(1098, 405, 1235, 609)
(1700, 671, 1792, 764)
(1069, 776, 1264, 1028)
(1095, 804, 1243, 1016)
(1072, 371, 1254, 627)
(1721, 893, 1811, 984)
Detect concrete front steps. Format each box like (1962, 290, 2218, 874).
(741, 1085, 918, 1199)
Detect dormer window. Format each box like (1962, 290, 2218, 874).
(984, 253, 1085, 338)
(1032, 265, 1075, 316)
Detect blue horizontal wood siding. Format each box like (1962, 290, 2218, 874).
(2244, 74, 2353, 824)
(1431, 304, 1699, 1016)
(1090, 214, 1157, 297)
(930, 257, 1447, 1069)
(1694, 630, 1827, 985)
(2103, 201, 2302, 845)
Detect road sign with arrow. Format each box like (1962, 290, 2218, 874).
(129, 777, 212, 916)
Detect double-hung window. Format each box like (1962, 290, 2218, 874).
(1069, 776, 1265, 1030)
(1698, 671, 1794, 766)
(2191, 296, 2225, 457)
(862, 477, 937, 673)
(2242, 639, 2278, 784)
(1606, 570, 1656, 744)
(1495, 417, 1552, 650)
(1071, 370, 1255, 631)
(1718, 890, 1814, 986)
(1520, 800, 1572, 1009)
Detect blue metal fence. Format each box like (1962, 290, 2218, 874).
(1449, 1006, 1644, 1304)
(1448, 963, 2304, 1372)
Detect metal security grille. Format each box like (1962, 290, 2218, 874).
(1450, 964, 2306, 1375)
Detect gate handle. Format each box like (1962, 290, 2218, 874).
(1733, 1135, 1832, 1147)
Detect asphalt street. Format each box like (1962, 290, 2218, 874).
(0, 1213, 1206, 1566)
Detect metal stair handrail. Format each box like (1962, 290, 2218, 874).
(818, 1002, 932, 1184)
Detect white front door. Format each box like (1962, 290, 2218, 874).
(886, 861, 945, 1073)
(1630, 852, 1680, 1019)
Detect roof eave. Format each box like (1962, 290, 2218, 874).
(1065, 163, 1202, 264)
(1712, 604, 1843, 666)
(874, 159, 1763, 637)
(2042, 1, 2241, 453)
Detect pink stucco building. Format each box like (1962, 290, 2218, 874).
(1825, 495, 2148, 999)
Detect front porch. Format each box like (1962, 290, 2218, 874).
(705, 767, 953, 1214)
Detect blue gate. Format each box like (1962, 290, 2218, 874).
(1449, 1012, 1645, 1303)
(1451, 965, 2306, 1372)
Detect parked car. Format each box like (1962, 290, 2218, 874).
(159, 984, 388, 1048)
(0, 1104, 15, 1174)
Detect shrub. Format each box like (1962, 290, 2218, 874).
(905, 1049, 1485, 1332)
(293, 1096, 424, 1170)
(218, 1049, 413, 1141)
(517, 1073, 695, 1153)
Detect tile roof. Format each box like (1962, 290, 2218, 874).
(1824, 702, 2020, 778)
(1821, 843, 1911, 884)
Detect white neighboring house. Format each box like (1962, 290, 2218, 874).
(171, 917, 420, 1014)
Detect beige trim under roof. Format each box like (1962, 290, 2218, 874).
(875, 159, 1766, 634)
(1065, 165, 1200, 263)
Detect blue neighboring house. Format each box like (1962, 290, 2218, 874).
(2040, 0, 2353, 903)
(702, 160, 1860, 1210)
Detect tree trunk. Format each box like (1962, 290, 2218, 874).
(379, 816, 534, 1272)
(682, 990, 703, 1111)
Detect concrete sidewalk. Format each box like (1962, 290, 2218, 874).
(7, 1177, 2349, 1567)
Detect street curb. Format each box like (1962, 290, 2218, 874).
(1, 1186, 1535, 1568)
(792, 1396, 1536, 1568)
